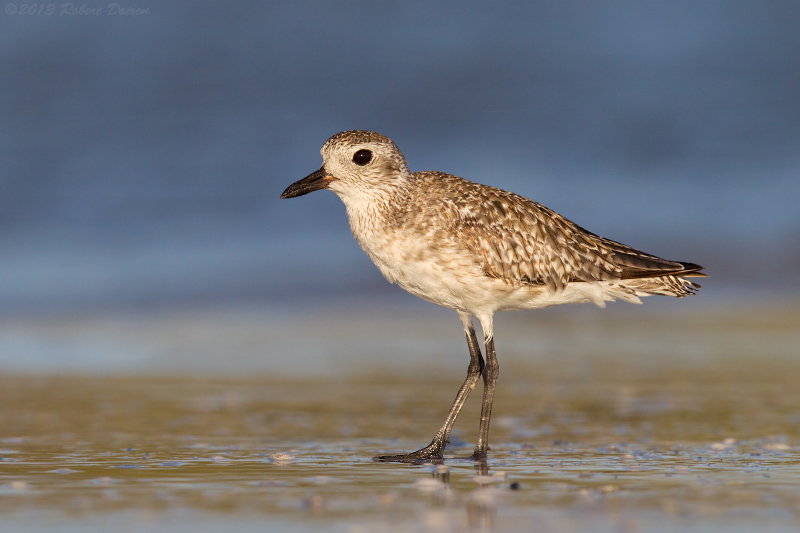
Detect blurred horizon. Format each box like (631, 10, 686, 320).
(2, 1, 799, 316)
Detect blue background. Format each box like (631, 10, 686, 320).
(2, 1, 798, 315)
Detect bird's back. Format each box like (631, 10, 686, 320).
(373, 171, 703, 309)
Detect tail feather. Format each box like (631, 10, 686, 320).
(618, 274, 701, 298)
(676, 262, 707, 278)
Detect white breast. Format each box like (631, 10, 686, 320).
(344, 201, 475, 310)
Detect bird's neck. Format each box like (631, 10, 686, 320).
(337, 180, 411, 252)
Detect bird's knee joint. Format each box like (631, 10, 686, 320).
(483, 361, 499, 382)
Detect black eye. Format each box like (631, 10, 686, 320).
(353, 149, 372, 165)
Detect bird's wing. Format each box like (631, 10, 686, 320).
(443, 179, 702, 291)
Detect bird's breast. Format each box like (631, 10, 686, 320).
(345, 203, 499, 311)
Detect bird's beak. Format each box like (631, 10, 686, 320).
(280, 167, 336, 199)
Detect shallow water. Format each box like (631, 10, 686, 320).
(1, 305, 799, 531)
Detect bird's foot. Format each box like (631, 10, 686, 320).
(373, 440, 445, 464)
(470, 450, 488, 462)
(442, 450, 488, 466)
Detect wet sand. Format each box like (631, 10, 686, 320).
(1, 304, 799, 531)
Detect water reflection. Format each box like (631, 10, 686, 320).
(0, 306, 799, 531)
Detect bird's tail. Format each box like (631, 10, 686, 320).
(597, 262, 706, 304)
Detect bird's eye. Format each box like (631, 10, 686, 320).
(352, 149, 372, 166)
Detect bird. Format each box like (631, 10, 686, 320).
(281, 130, 705, 463)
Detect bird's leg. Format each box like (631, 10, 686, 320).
(432, 324, 485, 447)
(373, 323, 485, 463)
(472, 335, 498, 461)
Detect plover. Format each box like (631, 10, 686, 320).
(281, 130, 705, 463)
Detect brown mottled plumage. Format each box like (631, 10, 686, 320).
(281, 130, 705, 464)
(386, 171, 703, 295)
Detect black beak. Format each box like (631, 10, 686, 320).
(280, 167, 334, 199)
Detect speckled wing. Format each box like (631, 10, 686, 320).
(440, 176, 704, 292)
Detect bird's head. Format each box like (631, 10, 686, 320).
(281, 130, 411, 201)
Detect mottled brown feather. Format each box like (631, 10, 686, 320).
(409, 172, 704, 294)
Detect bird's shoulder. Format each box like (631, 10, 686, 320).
(393, 172, 611, 289)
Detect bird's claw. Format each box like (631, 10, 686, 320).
(373, 441, 445, 464)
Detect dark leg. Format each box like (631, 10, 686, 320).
(472, 336, 498, 460)
(373, 324, 485, 463)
